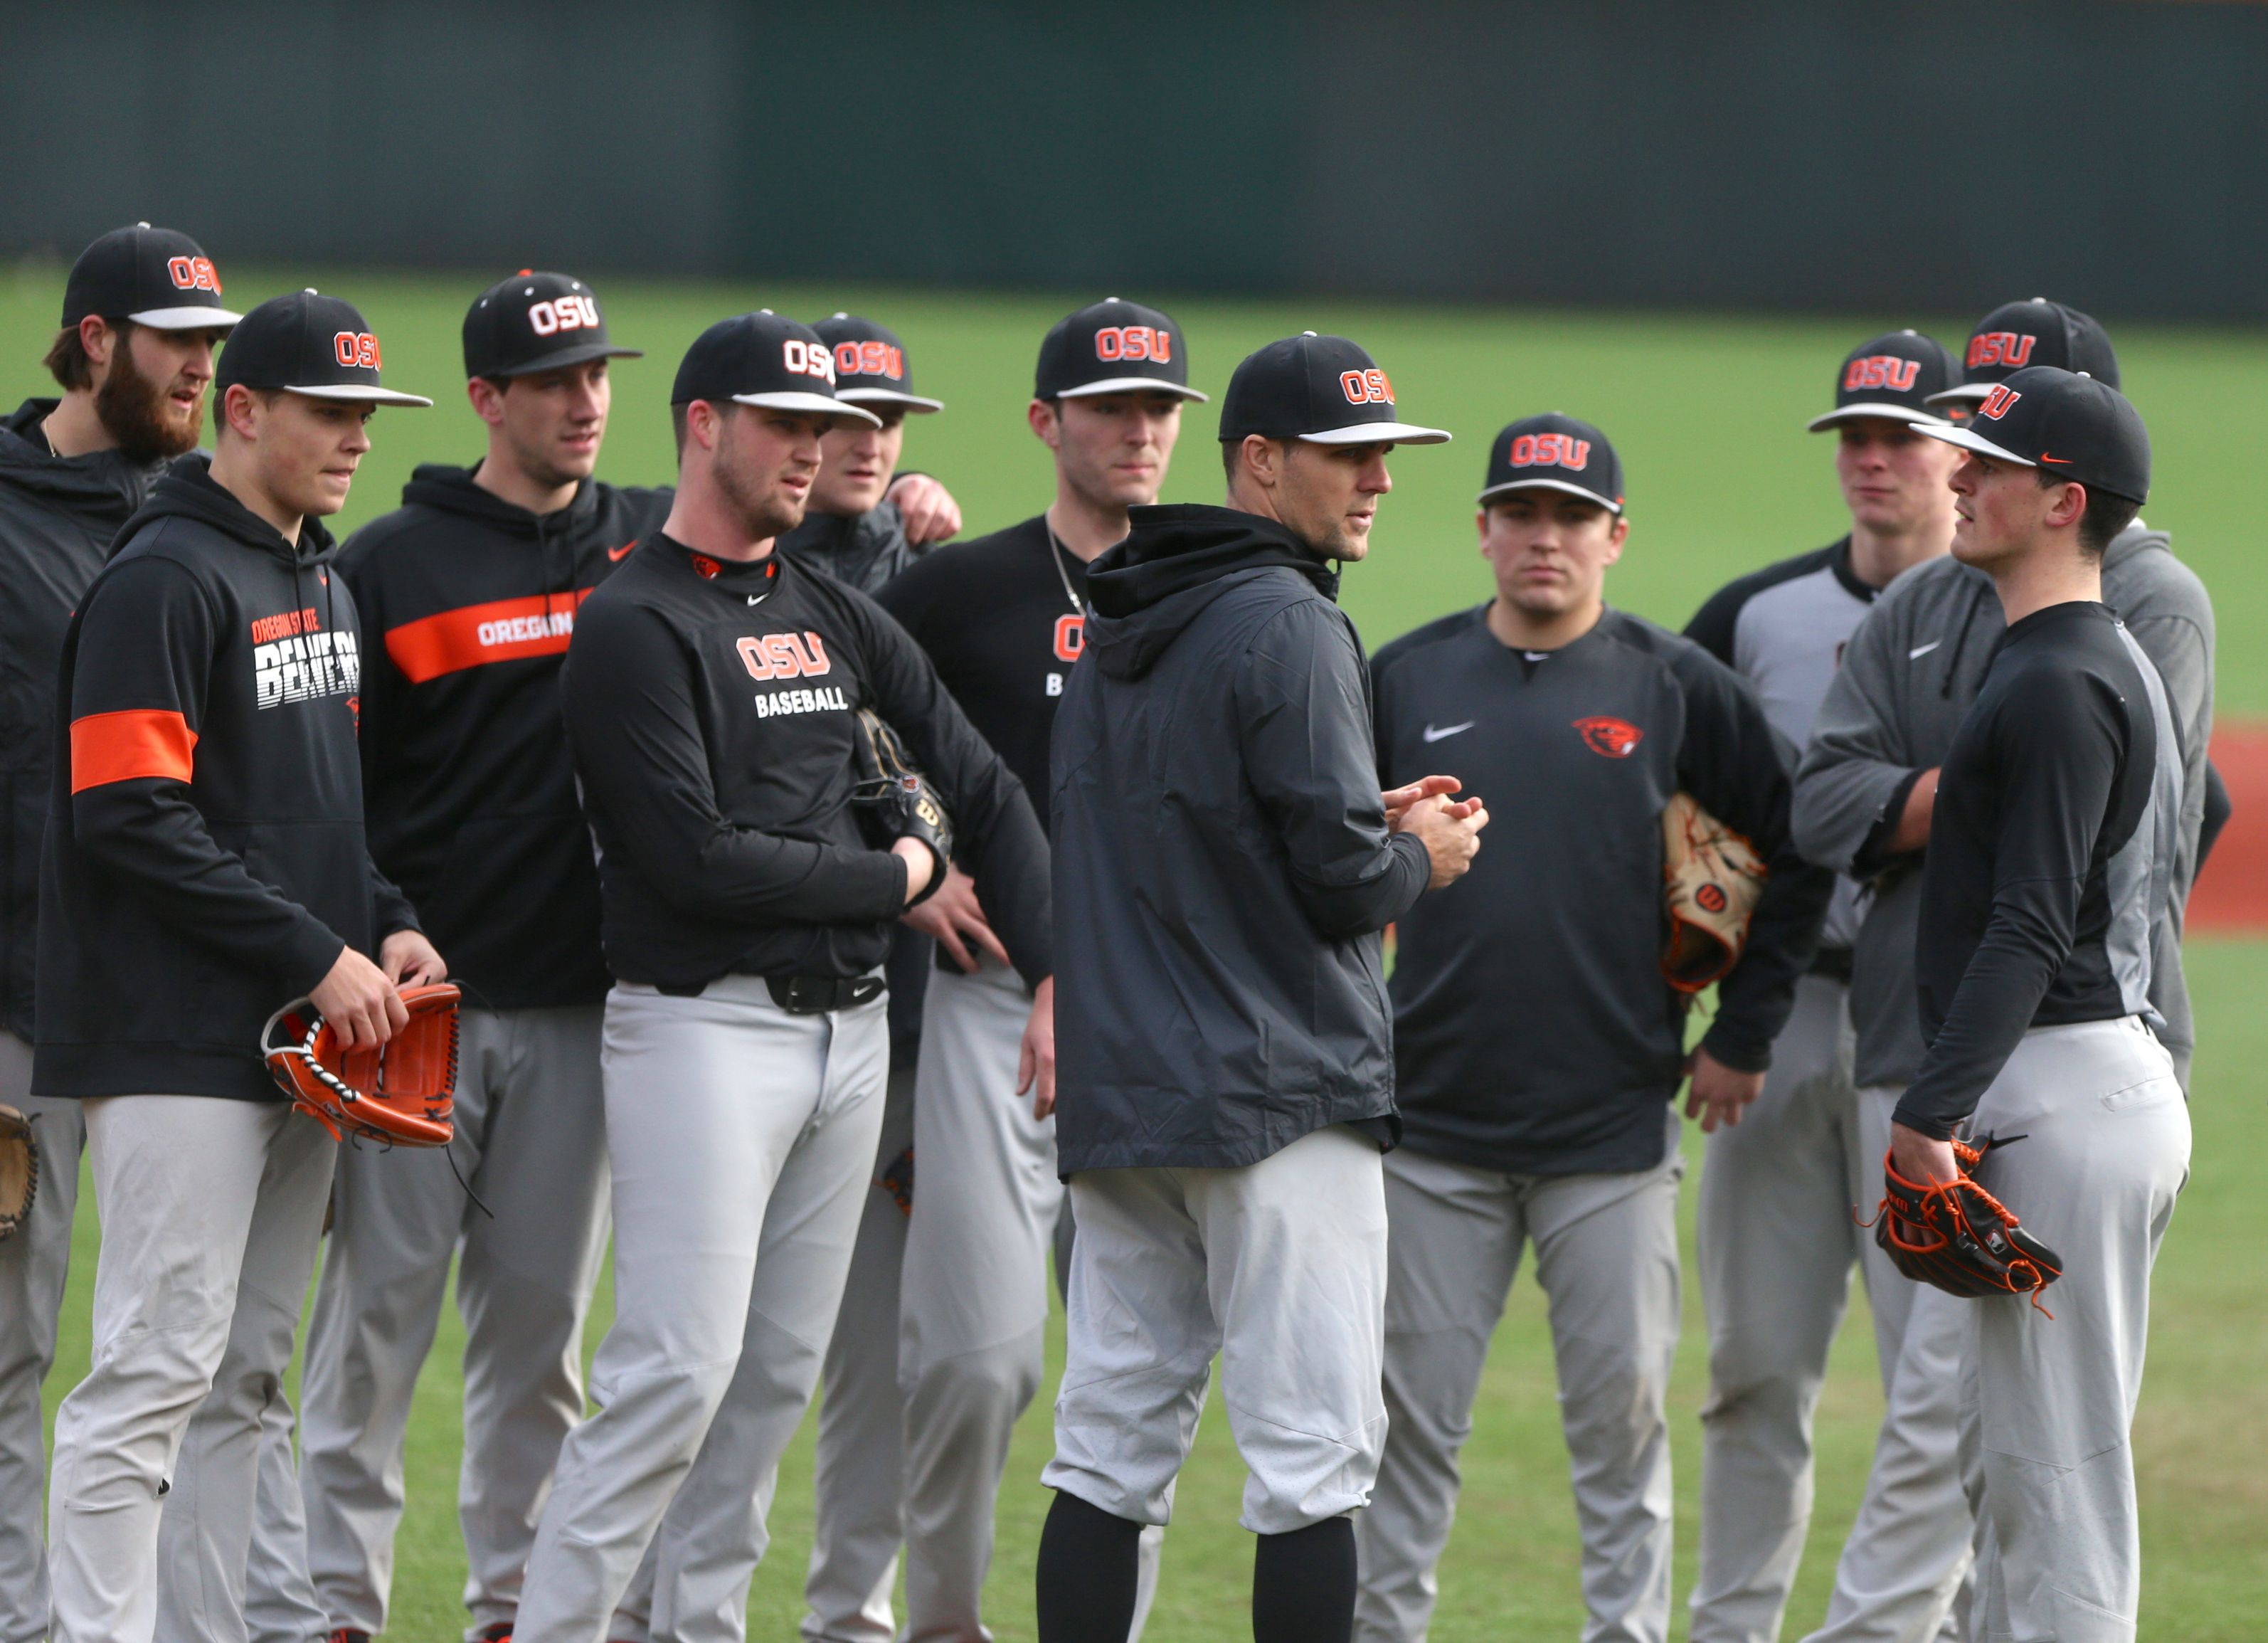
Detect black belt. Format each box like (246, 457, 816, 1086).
(1809, 946, 1855, 984)
(766, 973, 886, 1015)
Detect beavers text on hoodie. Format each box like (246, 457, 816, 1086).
(35, 455, 418, 1102)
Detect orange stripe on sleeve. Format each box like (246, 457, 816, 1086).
(70, 709, 198, 793)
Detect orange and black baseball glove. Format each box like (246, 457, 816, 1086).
(263, 983, 462, 1148)
(1873, 1134, 2062, 1309)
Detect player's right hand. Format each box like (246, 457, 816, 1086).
(311, 944, 408, 1051)
(901, 865, 1010, 973)
(1394, 790, 1488, 889)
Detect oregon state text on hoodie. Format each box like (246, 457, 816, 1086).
(34, 455, 419, 1102)
(559, 535, 1050, 993)
(339, 464, 669, 1009)
(0, 398, 165, 1041)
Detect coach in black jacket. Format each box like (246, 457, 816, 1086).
(1037, 335, 1483, 1643)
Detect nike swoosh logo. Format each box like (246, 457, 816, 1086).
(1909, 640, 1941, 660)
(1422, 721, 1474, 742)
(2038, 452, 2072, 464)
(607, 541, 637, 561)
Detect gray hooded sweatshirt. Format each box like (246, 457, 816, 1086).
(1793, 522, 2214, 1088)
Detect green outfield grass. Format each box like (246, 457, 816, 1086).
(11, 269, 2264, 1639)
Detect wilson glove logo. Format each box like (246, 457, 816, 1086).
(834, 340, 906, 381)
(1094, 325, 1171, 364)
(1967, 332, 2036, 370)
(1843, 354, 1922, 392)
(1507, 431, 1591, 470)
(166, 255, 222, 293)
(528, 295, 600, 336)
(1573, 716, 1644, 758)
(1977, 385, 2023, 421)
(736, 631, 832, 681)
(1340, 367, 1396, 406)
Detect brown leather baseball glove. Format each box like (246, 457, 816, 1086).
(0, 1104, 36, 1243)
(1660, 791, 1769, 993)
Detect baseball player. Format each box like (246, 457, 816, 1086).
(1680, 332, 1972, 1643)
(34, 290, 442, 1643)
(1039, 333, 1484, 1643)
(775, 312, 962, 588)
(1895, 366, 2188, 1642)
(509, 312, 1053, 1643)
(264, 271, 659, 1643)
(1792, 306, 2214, 1643)
(800, 297, 1205, 1643)
(0, 221, 238, 1643)
(1355, 415, 1833, 1643)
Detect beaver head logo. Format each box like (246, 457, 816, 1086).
(1573, 716, 1644, 758)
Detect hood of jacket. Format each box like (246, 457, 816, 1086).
(120, 451, 340, 570)
(399, 460, 602, 538)
(1084, 504, 1340, 681)
(0, 397, 160, 524)
(775, 499, 913, 593)
(2102, 518, 2172, 576)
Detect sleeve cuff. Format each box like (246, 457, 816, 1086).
(1700, 1023, 1771, 1076)
(283, 926, 349, 999)
(1889, 1101, 1960, 1142)
(1851, 766, 1927, 877)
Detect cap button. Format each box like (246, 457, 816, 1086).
(303, 287, 318, 295)
(135, 220, 151, 229)
(1301, 330, 1318, 337)
(517, 268, 533, 277)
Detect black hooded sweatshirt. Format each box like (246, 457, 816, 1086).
(338, 464, 669, 1008)
(0, 398, 163, 1040)
(35, 455, 419, 1102)
(1051, 503, 1429, 1174)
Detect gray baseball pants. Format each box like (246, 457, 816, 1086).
(1044, 1123, 1390, 1537)
(283, 1003, 610, 1641)
(1692, 976, 1971, 1643)
(46, 1094, 334, 1643)
(1960, 1015, 2188, 1643)
(512, 977, 887, 1643)
(0, 1032, 82, 1643)
(1354, 1117, 1683, 1643)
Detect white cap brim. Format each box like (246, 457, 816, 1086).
(729, 390, 884, 428)
(1924, 384, 1993, 408)
(837, 387, 945, 413)
(1058, 376, 1210, 403)
(1298, 421, 1453, 447)
(128, 304, 243, 331)
(286, 385, 436, 408)
(1807, 403, 1951, 433)
(1917, 423, 2034, 467)
(1477, 477, 1623, 512)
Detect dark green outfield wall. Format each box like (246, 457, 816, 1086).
(8, 1, 2265, 318)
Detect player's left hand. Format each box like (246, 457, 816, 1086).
(1683, 1045, 1764, 1133)
(378, 928, 448, 988)
(888, 473, 963, 546)
(1383, 774, 1464, 824)
(1019, 976, 1056, 1121)
(901, 865, 1008, 973)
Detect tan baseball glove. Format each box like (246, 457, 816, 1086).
(1660, 791, 1769, 993)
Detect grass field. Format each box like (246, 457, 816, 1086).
(9, 266, 2266, 1639)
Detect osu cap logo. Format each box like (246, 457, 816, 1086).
(1340, 367, 1394, 406)
(333, 332, 382, 369)
(1573, 715, 1643, 758)
(1095, 324, 1170, 363)
(166, 255, 222, 294)
(528, 293, 600, 336)
(780, 339, 836, 383)
(1967, 332, 2036, 370)
(1843, 354, 1920, 392)
(1508, 432, 1590, 470)
(834, 340, 906, 381)
(1977, 384, 2023, 421)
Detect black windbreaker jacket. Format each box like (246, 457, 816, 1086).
(36, 455, 419, 1102)
(0, 398, 161, 1040)
(1051, 504, 1430, 1174)
(561, 535, 1049, 993)
(339, 465, 669, 1009)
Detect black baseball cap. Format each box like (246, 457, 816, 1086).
(1919, 366, 2148, 504)
(1808, 330, 1958, 431)
(63, 222, 242, 332)
(817, 314, 942, 413)
(1219, 333, 1451, 448)
(670, 311, 881, 426)
(1034, 298, 1206, 403)
(1928, 300, 2119, 408)
(463, 270, 642, 380)
(1478, 413, 1623, 512)
(215, 290, 433, 407)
